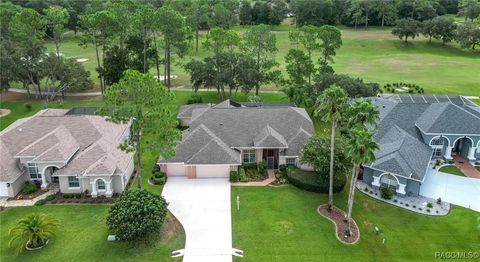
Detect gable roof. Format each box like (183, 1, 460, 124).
(158, 124, 240, 165)
(367, 95, 480, 181)
(253, 125, 288, 148)
(0, 109, 133, 182)
(416, 103, 480, 134)
(162, 101, 314, 165)
(369, 125, 432, 180)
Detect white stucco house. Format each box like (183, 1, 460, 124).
(158, 100, 314, 178)
(0, 108, 134, 198)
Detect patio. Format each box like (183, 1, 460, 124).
(356, 180, 450, 216)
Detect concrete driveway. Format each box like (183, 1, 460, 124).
(162, 177, 233, 262)
(420, 169, 480, 212)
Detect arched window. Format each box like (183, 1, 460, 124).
(380, 173, 398, 189)
(430, 138, 444, 146)
(96, 179, 106, 191)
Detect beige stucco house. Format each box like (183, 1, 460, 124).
(0, 108, 134, 198)
(158, 100, 314, 178)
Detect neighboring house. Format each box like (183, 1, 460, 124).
(363, 95, 480, 196)
(0, 108, 134, 198)
(158, 100, 314, 178)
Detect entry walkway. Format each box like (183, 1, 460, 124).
(162, 177, 233, 262)
(453, 155, 480, 178)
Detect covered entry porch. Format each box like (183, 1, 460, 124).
(262, 149, 279, 169)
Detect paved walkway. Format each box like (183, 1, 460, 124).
(453, 155, 480, 178)
(231, 170, 276, 186)
(162, 177, 233, 262)
(0, 187, 58, 208)
(420, 169, 480, 212)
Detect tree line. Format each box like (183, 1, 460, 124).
(290, 0, 479, 28)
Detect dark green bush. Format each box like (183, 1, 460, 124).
(22, 181, 38, 194)
(381, 187, 394, 200)
(45, 194, 57, 201)
(34, 199, 47, 206)
(107, 190, 168, 241)
(150, 165, 167, 185)
(239, 167, 248, 182)
(62, 193, 80, 199)
(152, 176, 166, 185)
(24, 103, 32, 111)
(287, 167, 346, 193)
(187, 93, 203, 104)
(229, 171, 239, 182)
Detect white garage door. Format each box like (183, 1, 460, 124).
(0, 182, 9, 197)
(196, 165, 230, 178)
(167, 164, 186, 177)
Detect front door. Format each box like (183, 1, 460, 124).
(267, 156, 274, 169)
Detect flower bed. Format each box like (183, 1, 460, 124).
(318, 204, 359, 244)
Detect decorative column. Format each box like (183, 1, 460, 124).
(90, 181, 98, 198)
(444, 146, 453, 160)
(371, 176, 380, 188)
(40, 172, 48, 189)
(106, 180, 113, 198)
(467, 147, 477, 161)
(396, 184, 406, 195)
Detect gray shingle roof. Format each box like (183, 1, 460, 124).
(162, 101, 314, 165)
(253, 125, 287, 148)
(367, 95, 480, 181)
(416, 103, 480, 134)
(177, 104, 212, 118)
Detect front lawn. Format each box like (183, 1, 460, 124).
(231, 186, 480, 261)
(439, 166, 466, 177)
(0, 205, 185, 262)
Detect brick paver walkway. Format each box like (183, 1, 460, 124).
(453, 155, 480, 178)
(231, 170, 276, 186)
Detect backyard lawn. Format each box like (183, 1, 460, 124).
(231, 185, 480, 262)
(0, 205, 184, 262)
(439, 166, 466, 177)
(43, 23, 480, 96)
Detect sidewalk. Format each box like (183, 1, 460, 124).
(231, 170, 276, 186)
(453, 155, 480, 178)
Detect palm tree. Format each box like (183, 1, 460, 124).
(346, 99, 380, 128)
(9, 213, 61, 253)
(314, 85, 348, 211)
(345, 127, 379, 235)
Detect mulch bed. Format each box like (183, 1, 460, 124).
(318, 204, 360, 244)
(8, 188, 48, 201)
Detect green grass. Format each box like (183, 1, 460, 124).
(231, 185, 480, 262)
(470, 99, 480, 106)
(0, 205, 184, 262)
(41, 23, 480, 96)
(439, 166, 466, 177)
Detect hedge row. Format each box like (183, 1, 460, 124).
(286, 167, 346, 194)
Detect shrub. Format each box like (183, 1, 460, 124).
(364, 187, 368, 192)
(279, 165, 286, 172)
(413, 205, 417, 208)
(393, 199, 397, 203)
(380, 187, 394, 200)
(24, 103, 32, 111)
(437, 197, 442, 205)
(150, 166, 167, 185)
(257, 161, 266, 174)
(21, 181, 38, 194)
(286, 167, 346, 193)
(34, 199, 47, 206)
(427, 203, 433, 208)
(187, 93, 203, 104)
(45, 194, 57, 201)
(152, 176, 166, 185)
(107, 190, 168, 241)
(229, 171, 239, 182)
(239, 167, 248, 182)
(405, 203, 409, 207)
(62, 193, 80, 199)
(427, 209, 430, 213)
